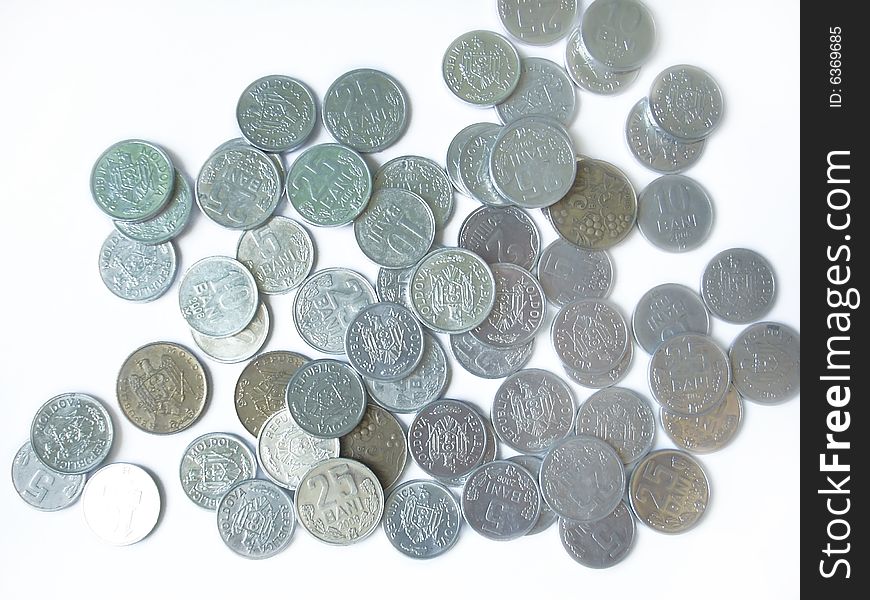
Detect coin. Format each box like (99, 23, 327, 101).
(701, 248, 776, 323)
(82, 463, 160, 545)
(506, 454, 556, 534)
(178, 255, 259, 338)
(234, 351, 309, 437)
(179, 432, 256, 510)
(114, 173, 192, 245)
(340, 404, 407, 490)
(552, 299, 630, 374)
(345, 302, 425, 381)
(236, 75, 317, 152)
(559, 500, 635, 568)
(376, 264, 415, 309)
(580, 0, 656, 72)
(492, 369, 574, 454)
(661, 385, 743, 453)
(257, 408, 339, 490)
(217, 478, 295, 558)
(323, 68, 408, 153)
(637, 175, 714, 252)
(649, 333, 730, 416)
(730, 321, 800, 403)
(625, 98, 706, 174)
(209, 138, 286, 189)
(575, 387, 655, 464)
(461, 460, 541, 540)
(471, 263, 545, 348)
(409, 399, 488, 480)
(366, 333, 449, 413)
(295, 458, 384, 545)
(565, 28, 640, 95)
(632, 283, 710, 354)
(496, 57, 576, 126)
(648, 65, 724, 141)
(457, 123, 511, 207)
(236, 216, 314, 294)
(383, 480, 462, 559)
(442, 30, 521, 106)
(458, 205, 541, 271)
(91, 139, 174, 222)
(450, 332, 534, 379)
(497, 0, 579, 46)
(11, 441, 85, 511)
(374, 155, 454, 229)
(537, 239, 613, 306)
(285, 359, 367, 438)
(629, 449, 709, 534)
(563, 340, 633, 389)
(98, 230, 176, 302)
(191, 301, 270, 364)
(354, 187, 435, 268)
(446, 123, 483, 194)
(30, 393, 113, 475)
(116, 342, 208, 434)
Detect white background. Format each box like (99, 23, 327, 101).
(0, 1, 800, 598)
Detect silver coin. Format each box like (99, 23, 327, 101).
(408, 247, 496, 334)
(257, 408, 339, 490)
(236, 75, 317, 152)
(458, 205, 540, 270)
(234, 351, 310, 437)
(701, 248, 776, 323)
(442, 30, 521, 106)
(217, 478, 295, 558)
(496, 57, 576, 126)
(98, 230, 176, 302)
(409, 399, 488, 480)
(457, 123, 512, 207)
(383, 479, 461, 559)
(345, 302, 425, 381)
(82, 463, 160, 545)
(178, 255, 259, 338)
(471, 263, 545, 348)
(323, 68, 408, 153)
(11, 441, 85, 511)
(180, 432, 256, 510)
(366, 333, 449, 413)
(446, 123, 482, 194)
(30, 393, 113, 475)
(575, 387, 655, 464)
(648, 65, 724, 141)
(497, 0, 578, 46)
(91, 139, 174, 222)
(580, 0, 656, 72)
(661, 385, 743, 453)
(114, 173, 192, 245)
(434, 401, 499, 490)
(354, 188, 435, 268)
(236, 216, 314, 294)
(295, 458, 384, 545)
(625, 98, 706, 174)
(191, 301, 270, 364)
(649, 333, 730, 416)
(339, 403, 407, 490)
(537, 239, 613, 307)
(629, 449, 709, 534)
(490, 116, 577, 208)
(638, 175, 714, 252)
(285, 359, 367, 438)
(560, 500, 635, 568)
(209, 138, 286, 189)
(293, 267, 376, 354)
(564, 28, 639, 95)
(540, 435, 625, 522)
(377, 264, 415, 309)
(286, 143, 372, 227)
(552, 299, 629, 374)
(461, 460, 540, 540)
(450, 332, 534, 379)
(632, 283, 710, 354)
(506, 455, 556, 534)
(564, 340, 633, 389)
(375, 155, 454, 229)
(730, 321, 800, 403)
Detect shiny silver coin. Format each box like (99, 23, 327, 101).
(457, 123, 512, 207)
(217, 478, 295, 558)
(82, 463, 160, 545)
(366, 333, 449, 413)
(560, 500, 635, 568)
(293, 267, 376, 354)
(377, 264, 415, 310)
(497, 0, 579, 46)
(649, 333, 730, 416)
(295, 458, 384, 545)
(458, 205, 540, 270)
(384, 479, 461, 558)
(433, 404, 496, 489)
(236, 215, 314, 294)
(446, 123, 482, 194)
(409, 399, 488, 480)
(565, 28, 640, 95)
(564, 340, 633, 389)
(191, 301, 270, 364)
(98, 230, 176, 302)
(450, 332, 534, 379)
(701, 248, 776, 324)
(580, 0, 656, 72)
(575, 387, 655, 464)
(236, 75, 317, 152)
(461, 460, 541, 540)
(285, 359, 367, 438)
(496, 57, 576, 126)
(730, 321, 800, 403)
(442, 30, 521, 106)
(339, 404, 407, 490)
(492, 369, 574, 454)
(661, 385, 743, 453)
(257, 408, 339, 490)
(625, 98, 705, 174)
(11, 441, 85, 511)
(632, 283, 710, 354)
(637, 175, 714, 252)
(471, 263, 545, 348)
(323, 69, 408, 153)
(354, 187, 435, 268)
(234, 351, 309, 437)
(648, 65, 724, 141)
(180, 432, 256, 510)
(552, 299, 630, 374)
(506, 454, 556, 534)
(114, 173, 192, 245)
(30, 393, 113, 475)
(91, 139, 174, 222)
(345, 302, 424, 382)
(209, 138, 286, 190)
(537, 239, 613, 307)
(540, 435, 625, 522)
(375, 155, 454, 229)
(178, 256, 259, 338)
(629, 449, 709, 534)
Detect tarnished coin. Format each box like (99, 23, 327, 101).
(236, 216, 314, 294)
(286, 359, 367, 439)
(497, 0, 578, 46)
(323, 69, 408, 153)
(236, 75, 317, 152)
(537, 239, 613, 306)
(295, 458, 384, 545)
(471, 263, 545, 348)
(565, 28, 640, 95)
(638, 175, 714, 252)
(630, 449, 709, 533)
(560, 500, 635, 568)
(661, 385, 743, 453)
(384, 480, 461, 558)
(649, 333, 730, 416)
(116, 342, 208, 434)
(409, 399, 488, 480)
(293, 268, 376, 354)
(191, 301, 270, 365)
(91, 139, 174, 222)
(632, 283, 710, 354)
(552, 299, 630, 374)
(492, 369, 575, 454)
(234, 351, 309, 437)
(180, 432, 256, 510)
(461, 460, 540, 540)
(217, 479, 295, 558)
(408, 248, 496, 334)
(82, 463, 160, 545)
(446, 123, 482, 194)
(354, 188, 435, 268)
(575, 387, 655, 464)
(442, 30, 521, 106)
(286, 143, 372, 227)
(11, 441, 85, 511)
(506, 455, 556, 534)
(648, 65, 724, 141)
(564, 340, 633, 389)
(580, 0, 656, 72)
(366, 333, 449, 413)
(340, 404, 407, 490)
(178, 256, 259, 338)
(540, 435, 625, 523)
(375, 155, 454, 229)
(450, 332, 534, 379)
(257, 409, 339, 490)
(458, 205, 540, 270)
(457, 123, 512, 207)
(626, 98, 706, 174)
(98, 230, 176, 302)
(114, 173, 193, 245)
(730, 322, 800, 403)
(345, 302, 425, 381)
(30, 393, 113, 475)
(496, 57, 576, 126)
(377, 264, 415, 309)
(701, 248, 776, 323)
(547, 158, 637, 249)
